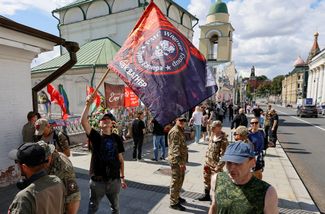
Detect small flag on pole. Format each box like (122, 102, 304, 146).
(108, 1, 217, 125)
(47, 84, 69, 120)
(86, 85, 101, 112)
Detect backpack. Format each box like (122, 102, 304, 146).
(53, 130, 71, 151)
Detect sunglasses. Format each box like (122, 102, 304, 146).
(250, 122, 258, 124)
(233, 133, 238, 136)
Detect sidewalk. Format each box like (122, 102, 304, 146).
(70, 117, 319, 214)
(0, 117, 320, 213)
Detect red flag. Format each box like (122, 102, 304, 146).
(86, 86, 101, 108)
(124, 86, 139, 107)
(47, 84, 69, 120)
(108, 1, 217, 125)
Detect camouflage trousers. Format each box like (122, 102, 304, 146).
(170, 164, 185, 205)
(203, 164, 222, 190)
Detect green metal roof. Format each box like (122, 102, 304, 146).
(31, 37, 120, 73)
(208, 0, 228, 16)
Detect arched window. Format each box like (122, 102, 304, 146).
(209, 34, 218, 60)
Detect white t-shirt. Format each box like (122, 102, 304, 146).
(191, 111, 203, 125)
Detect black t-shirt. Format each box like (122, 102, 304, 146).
(132, 119, 145, 138)
(88, 129, 125, 179)
(270, 114, 279, 131)
(152, 119, 164, 135)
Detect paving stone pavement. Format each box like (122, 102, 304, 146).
(0, 116, 320, 213)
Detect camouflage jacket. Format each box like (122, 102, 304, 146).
(264, 109, 272, 126)
(48, 151, 80, 203)
(205, 131, 228, 169)
(168, 125, 188, 165)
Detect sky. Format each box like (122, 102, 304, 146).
(1, 0, 325, 79)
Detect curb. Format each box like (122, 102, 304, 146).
(276, 141, 320, 213)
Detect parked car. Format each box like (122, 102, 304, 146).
(317, 105, 325, 115)
(297, 105, 318, 118)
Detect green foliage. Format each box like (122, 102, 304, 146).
(271, 75, 284, 95)
(246, 83, 253, 100)
(256, 81, 272, 97)
(256, 75, 268, 81)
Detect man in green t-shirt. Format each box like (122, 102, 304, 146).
(208, 142, 278, 214)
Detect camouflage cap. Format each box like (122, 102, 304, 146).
(35, 118, 49, 136)
(211, 120, 222, 128)
(235, 126, 249, 137)
(36, 140, 55, 158)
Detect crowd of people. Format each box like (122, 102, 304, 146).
(8, 99, 280, 214)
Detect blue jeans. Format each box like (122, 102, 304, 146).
(88, 178, 121, 214)
(194, 125, 201, 143)
(153, 134, 166, 160)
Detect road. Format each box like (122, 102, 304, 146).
(273, 105, 325, 213)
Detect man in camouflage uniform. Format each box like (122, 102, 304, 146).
(37, 141, 81, 214)
(34, 118, 71, 157)
(198, 120, 228, 201)
(8, 143, 65, 214)
(168, 116, 188, 211)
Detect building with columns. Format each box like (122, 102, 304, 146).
(307, 32, 325, 105)
(198, 0, 235, 103)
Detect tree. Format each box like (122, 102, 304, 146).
(256, 75, 268, 81)
(256, 81, 272, 97)
(271, 75, 284, 95)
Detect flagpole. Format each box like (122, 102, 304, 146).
(93, 68, 110, 94)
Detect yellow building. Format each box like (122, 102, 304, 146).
(282, 56, 308, 106)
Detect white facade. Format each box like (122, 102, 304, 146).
(0, 25, 56, 186)
(307, 50, 325, 105)
(32, 0, 197, 116)
(56, 0, 195, 53)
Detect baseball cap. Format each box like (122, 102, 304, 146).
(35, 118, 49, 136)
(211, 120, 222, 128)
(8, 143, 47, 167)
(36, 141, 55, 158)
(177, 116, 187, 122)
(234, 126, 248, 137)
(99, 113, 116, 122)
(221, 142, 255, 163)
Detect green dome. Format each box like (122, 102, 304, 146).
(208, 0, 228, 15)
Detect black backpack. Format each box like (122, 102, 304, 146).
(53, 130, 71, 151)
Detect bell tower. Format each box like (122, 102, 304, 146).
(199, 0, 234, 62)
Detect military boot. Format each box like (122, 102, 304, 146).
(197, 189, 211, 201)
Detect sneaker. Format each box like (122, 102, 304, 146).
(179, 197, 186, 204)
(160, 157, 165, 160)
(170, 203, 186, 211)
(197, 194, 211, 201)
(151, 158, 158, 161)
